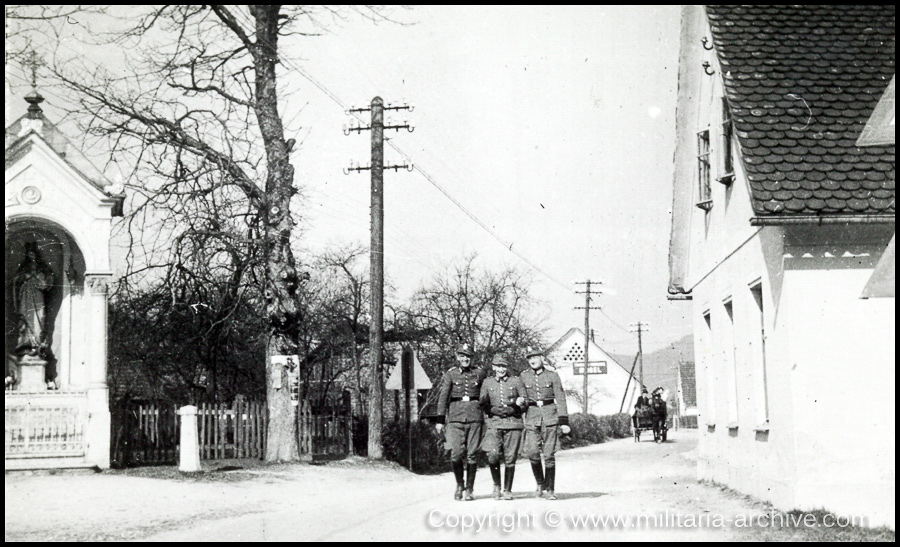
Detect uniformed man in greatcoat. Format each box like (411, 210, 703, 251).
(434, 343, 488, 501)
(479, 354, 526, 500)
(519, 346, 569, 500)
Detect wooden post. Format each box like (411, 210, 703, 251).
(368, 96, 385, 460)
(213, 403, 219, 460)
(583, 280, 591, 415)
(219, 403, 225, 459)
(200, 403, 206, 460)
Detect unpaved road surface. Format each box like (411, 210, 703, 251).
(5, 430, 890, 541)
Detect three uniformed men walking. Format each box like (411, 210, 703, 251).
(435, 344, 569, 501)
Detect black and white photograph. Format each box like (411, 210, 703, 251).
(4, 5, 895, 541)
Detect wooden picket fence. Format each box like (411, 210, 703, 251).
(112, 398, 350, 466)
(198, 400, 267, 460)
(111, 403, 179, 466)
(112, 400, 266, 466)
(298, 399, 351, 458)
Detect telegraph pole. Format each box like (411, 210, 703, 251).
(575, 280, 605, 414)
(344, 97, 414, 459)
(629, 322, 650, 388)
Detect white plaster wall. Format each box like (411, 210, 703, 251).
(692, 224, 895, 528)
(692, 227, 799, 509)
(783, 260, 895, 528)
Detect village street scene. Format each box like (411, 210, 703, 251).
(5, 5, 895, 542)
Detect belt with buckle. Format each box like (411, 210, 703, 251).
(451, 396, 473, 402)
(533, 399, 555, 407)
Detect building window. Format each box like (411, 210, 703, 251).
(703, 311, 715, 425)
(696, 129, 713, 211)
(718, 97, 735, 184)
(750, 282, 769, 425)
(723, 299, 738, 427)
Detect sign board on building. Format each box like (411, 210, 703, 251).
(573, 361, 607, 375)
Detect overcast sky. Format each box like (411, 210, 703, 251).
(6, 5, 690, 355)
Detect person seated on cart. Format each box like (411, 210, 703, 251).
(632, 387, 651, 428)
(650, 388, 667, 443)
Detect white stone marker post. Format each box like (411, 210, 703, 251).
(178, 405, 201, 472)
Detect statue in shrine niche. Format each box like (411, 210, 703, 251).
(13, 241, 55, 359)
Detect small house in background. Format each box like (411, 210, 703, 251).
(676, 360, 698, 428)
(668, 6, 894, 528)
(547, 327, 642, 416)
(334, 343, 435, 423)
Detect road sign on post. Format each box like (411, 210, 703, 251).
(386, 347, 432, 471)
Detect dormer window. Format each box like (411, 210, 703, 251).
(718, 97, 735, 184)
(696, 129, 713, 211)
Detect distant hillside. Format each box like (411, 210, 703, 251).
(611, 334, 693, 396)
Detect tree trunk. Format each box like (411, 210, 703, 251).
(250, 6, 302, 462)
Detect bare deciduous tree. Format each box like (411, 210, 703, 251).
(400, 255, 548, 418)
(7, 5, 399, 461)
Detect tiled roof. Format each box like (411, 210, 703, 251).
(706, 5, 895, 218)
(678, 361, 697, 408)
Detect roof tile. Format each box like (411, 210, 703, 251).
(707, 5, 895, 218)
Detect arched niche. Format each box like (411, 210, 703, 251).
(5, 218, 86, 389)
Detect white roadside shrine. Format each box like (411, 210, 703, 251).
(5, 91, 124, 470)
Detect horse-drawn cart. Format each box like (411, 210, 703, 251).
(633, 408, 667, 443)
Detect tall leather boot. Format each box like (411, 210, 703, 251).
(543, 467, 557, 500)
(490, 464, 502, 499)
(465, 463, 477, 501)
(502, 466, 516, 500)
(530, 461, 545, 497)
(452, 461, 465, 500)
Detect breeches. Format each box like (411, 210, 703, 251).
(524, 423, 559, 467)
(482, 428, 522, 466)
(446, 422, 483, 464)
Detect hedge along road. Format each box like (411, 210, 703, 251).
(5, 430, 883, 541)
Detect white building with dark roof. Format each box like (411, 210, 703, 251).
(547, 327, 642, 416)
(668, 5, 894, 528)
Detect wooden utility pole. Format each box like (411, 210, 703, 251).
(401, 348, 413, 470)
(369, 97, 385, 459)
(575, 280, 604, 414)
(629, 322, 650, 388)
(344, 98, 413, 459)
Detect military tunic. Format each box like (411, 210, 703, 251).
(436, 365, 488, 464)
(479, 375, 524, 466)
(519, 367, 568, 467)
